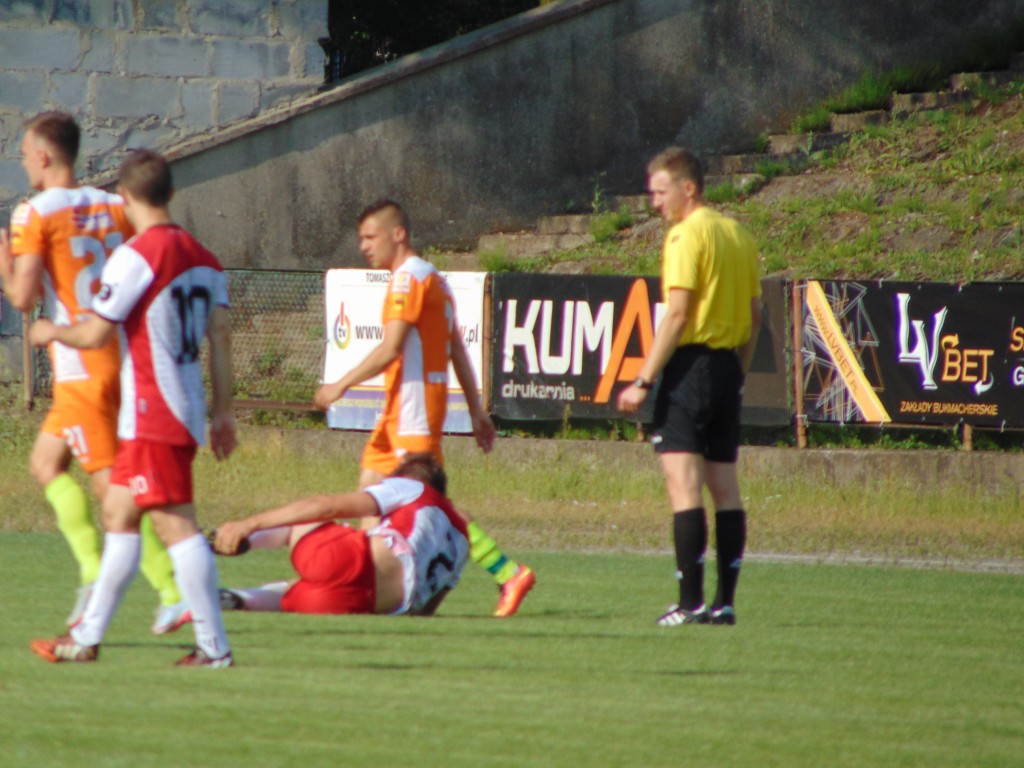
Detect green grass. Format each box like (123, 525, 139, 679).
(589, 208, 634, 243)
(1, 534, 1020, 767)
(3, 415, 1024, 561)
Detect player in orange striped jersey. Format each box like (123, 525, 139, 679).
(314, 200, 535, 617)
(0, 112, 188, 634)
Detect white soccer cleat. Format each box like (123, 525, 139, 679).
(151, 601, 193, 635)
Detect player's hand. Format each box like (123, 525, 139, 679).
(473, 412, 497, 454)
(214, 520, 255, 555)
(313, 381, 345, 411)
(210, 411, 237, 460)
(617, 384, 648, 414)
(28, 318, 57, 347)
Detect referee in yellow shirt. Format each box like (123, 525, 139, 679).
(618, 147, 761, 627)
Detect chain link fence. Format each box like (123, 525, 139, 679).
(5, 270, 327, 409)
(227, 270, 325, 406)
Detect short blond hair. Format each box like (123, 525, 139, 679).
(24, 111, 80, 167)
(648, 147, 705, 195)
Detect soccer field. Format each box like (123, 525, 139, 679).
(1, 533, 1020, 768)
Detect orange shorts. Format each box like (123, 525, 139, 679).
(111, 440, 197, 509)
(281, 524, 377, 615)
(361, 418, 443, 476)
(42, 375, 120, 474)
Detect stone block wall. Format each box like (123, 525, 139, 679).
(0, 0, 327, 221)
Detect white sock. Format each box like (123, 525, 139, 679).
(229, 581, 289, 612)
(71, 532, 141, 646)
(169, 533, 231, 659)
(249, 527, 291, 549)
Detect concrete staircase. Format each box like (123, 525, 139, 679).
(468, 55, 1024, 265)
(475, 194, 655, 259)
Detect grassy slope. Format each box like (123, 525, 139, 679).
(490, 84, 1024, 284)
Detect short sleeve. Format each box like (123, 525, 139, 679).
(382, 270, 426, 325)
(9, 202, 44, 257)
(92, 243, 154, 322)
(661, 222, 700, 292)
(364, 477, 425, 517)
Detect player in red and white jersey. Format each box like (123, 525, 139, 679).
(96, 221, 228, 446)
(28, 149, 237, 668)
(0, 111, 186, 633)
(213, 453, 469, 617)
(313, 200, 535, 617)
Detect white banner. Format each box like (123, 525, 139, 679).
(322, 269, 487, 433)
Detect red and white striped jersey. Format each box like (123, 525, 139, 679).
(365, 477, 469, 614)
(93, 224, 228, 446)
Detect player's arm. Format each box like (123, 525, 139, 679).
(0, 232, 44, 312)
(450, 326, 496, 453)
(206, 304, 237, 461)
(313, 317, 411, 410)
(28, 314, 116, 350)
(617, 287, 691, 414)
(215, 490, 382, 554)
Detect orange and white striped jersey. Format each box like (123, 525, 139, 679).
(9, 186, 132, 383)
(381, 256, 455, 438)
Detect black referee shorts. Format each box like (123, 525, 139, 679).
(651, 344, 744, 462)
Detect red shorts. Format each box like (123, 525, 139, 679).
(281, 524, 377, 615)
(111, 440, 197, 509)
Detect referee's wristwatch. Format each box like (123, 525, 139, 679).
(633, 376, 653, 390)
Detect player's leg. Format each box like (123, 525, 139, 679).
(458, 508, 536, 617)
(31, 429, 102, 624)
(219, 581, 290, 611)
(139, 514, 190, 634)
(707, 461, 745, 625)
(30, 482, 144, 662)
(91, 471, 190, 636)
(708, 462, 749, 618)
(658, 451, 709, 620)
(703, 352, 747, 625)
(651, 347, 712, 625)
(150, 504, 232, 664)
(144, 442, 232, 666)
(72, 484, 144, 645)
(79, 384, 187, 630)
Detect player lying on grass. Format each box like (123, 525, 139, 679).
(211, 453, 469, 616)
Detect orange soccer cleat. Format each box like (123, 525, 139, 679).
(494, 565, 536, 618)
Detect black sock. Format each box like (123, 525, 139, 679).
(672, 508, 707, 611)
(713, 509, 747, 610)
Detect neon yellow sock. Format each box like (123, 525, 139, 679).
(45, 473, 101, 585)
(467, 521, 519, 585)
(139, 515, 182, 606)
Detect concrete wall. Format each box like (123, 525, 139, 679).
(119, 0, 1023, 270)
(0, 0, 326, 221)
(3, 0, 1022, 268)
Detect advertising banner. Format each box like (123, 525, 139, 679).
(322, 269, 487, 433)
(800, 280, 1024, 427)
(491, 273, 662, 421)
(490, 274, 790, 424)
